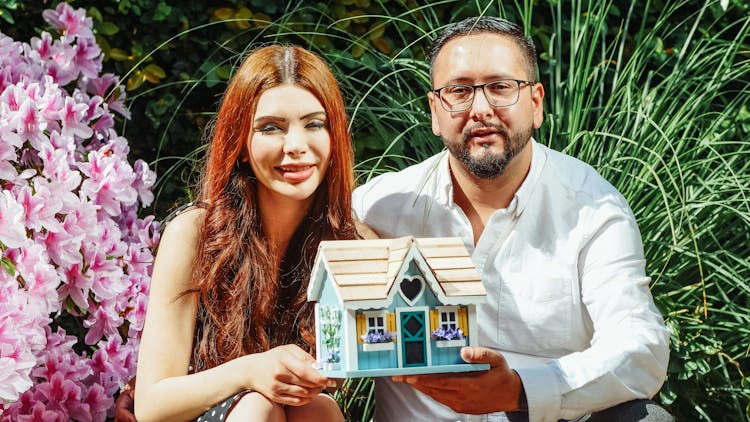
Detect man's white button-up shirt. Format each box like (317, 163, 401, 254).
(352, 140, 670, 422)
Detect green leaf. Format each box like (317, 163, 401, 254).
(144, 63, 166, 79)
(98, 21, 120, 36)
(154, 2, 172, 22)
(126, 72, 145, 91)
(1, 257, 16, 276)
(88, 6, 103, 22)
(109, 48, 129, 61)
(0, 11, 15, 25)
(659, 380, 677, 405)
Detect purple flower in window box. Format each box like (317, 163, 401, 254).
(361, 331, 395, 344)
(431, 327, 464, 341)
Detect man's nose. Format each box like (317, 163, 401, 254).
(469, 87, 493, 121)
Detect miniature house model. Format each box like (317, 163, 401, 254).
(307, 236, 489, 378)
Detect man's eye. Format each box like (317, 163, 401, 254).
(488, 82, 513, 92)
(446, 86, 471, 95)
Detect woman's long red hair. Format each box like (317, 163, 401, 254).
(191, 45, 356, 370)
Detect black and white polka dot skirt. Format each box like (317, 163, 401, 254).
(195, 391, 251, 422)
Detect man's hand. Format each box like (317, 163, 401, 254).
(392, 347, 523, 414)
(114, 377, 137, 422)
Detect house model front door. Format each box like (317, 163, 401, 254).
(399, 310, 427, 367)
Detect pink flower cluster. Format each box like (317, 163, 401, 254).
(0, 4, 158, 420)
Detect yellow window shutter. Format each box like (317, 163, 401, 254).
(458, 306, 468, 336)
(430, 309, 438, 333)
(386, 313, 396, 334)
(356, 313, 366, 343)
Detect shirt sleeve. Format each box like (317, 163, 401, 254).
(517, 200, 670, 422)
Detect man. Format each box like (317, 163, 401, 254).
(352, 16, 672, 422)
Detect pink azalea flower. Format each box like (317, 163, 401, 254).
(42, 3, 94, 42)
(0, 190, 27, 248)
(79, 149, 138, 216)
(82, 300, 123, 345)
(57, 262, 93, 310)
(83, 73, 129, 118)
(17, 184, 63, 233)
(37, 149, 83, 199)
(0, 351, 34, 402)
(81, 384, 111, 422)
(86, 251, 127, 301)
(33, 372, 82, 418)
(1, 5, 157, 415)
(37, 76, 65, 123)
(33, 328, 92, 383)
(16, 402, 66, 422)
(133, 159, 156, 207)
(1, 83, 24, 112)
(86, 336, 135, 395)
(39, 227, 83, 269)
(30, 32, 55, 60)
(59, 96, 92, 140)
(71, 37, 102, 80)
(15, 97, 50, 148)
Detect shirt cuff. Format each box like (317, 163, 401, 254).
(515, 363, 562, 422)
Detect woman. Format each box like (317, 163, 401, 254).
(134, 45, 361, 421)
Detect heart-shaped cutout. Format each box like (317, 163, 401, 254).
(400, 276, 423, 305)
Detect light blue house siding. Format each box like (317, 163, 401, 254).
(316, 272, 347, 369)
(357, 345, 397, 370)
(355, 261, 467, 370)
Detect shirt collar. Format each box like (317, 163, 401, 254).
(437, 138, 547, 218)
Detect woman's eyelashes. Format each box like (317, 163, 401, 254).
(254, 119, 328, 134)
(305, 119, 327, 130)
(256, 122, 282, 133)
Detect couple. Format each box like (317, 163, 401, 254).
(129, 16, 672, 422)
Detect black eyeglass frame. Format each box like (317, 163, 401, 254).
(432, 79, 536, 112)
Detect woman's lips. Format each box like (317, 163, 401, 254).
(276, 164, 315, 182)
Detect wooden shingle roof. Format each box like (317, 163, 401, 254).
(307, 236, 486, 307)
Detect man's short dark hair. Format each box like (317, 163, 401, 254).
(427, 16, 538, 85)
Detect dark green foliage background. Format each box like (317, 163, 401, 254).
(3, 1, 749, 421)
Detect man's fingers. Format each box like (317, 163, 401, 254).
(460, 346, 505, 368)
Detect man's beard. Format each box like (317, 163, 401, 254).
(443, 122, 532, 179)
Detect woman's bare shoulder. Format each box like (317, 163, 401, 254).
(159, 204, 207, 243)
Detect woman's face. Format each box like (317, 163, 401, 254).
(246, 84, 332, 206)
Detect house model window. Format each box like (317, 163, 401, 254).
(437, 306, 458, 331)
(365, 311, 386, 334)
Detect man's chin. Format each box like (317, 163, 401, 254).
(467, 145, 505, 161)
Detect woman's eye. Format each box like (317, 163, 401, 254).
(256, 123, 281, 133)
(306, 120, 327, 129)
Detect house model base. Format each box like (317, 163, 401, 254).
(308, 237, 490, 378)
(318, 363, 490, 379)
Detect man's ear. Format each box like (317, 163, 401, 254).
(531, 82, 545, 129)
(428, 91, 441, 137)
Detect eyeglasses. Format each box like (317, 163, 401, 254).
(432, 79, 535, 112)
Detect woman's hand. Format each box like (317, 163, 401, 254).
(247, 344, 336, 406)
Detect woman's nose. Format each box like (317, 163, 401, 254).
(282, 126, 307, 156)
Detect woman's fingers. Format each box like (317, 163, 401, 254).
(273, 345, 331, 388)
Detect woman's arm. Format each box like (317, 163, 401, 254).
(134, 208, 334, 421)
(134, 208, 247, 421)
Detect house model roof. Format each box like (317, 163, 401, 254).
(307, 236, 486, 309)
